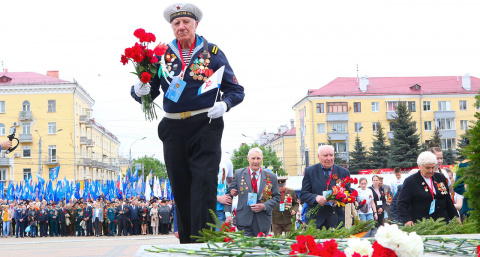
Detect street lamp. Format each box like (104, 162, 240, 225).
(242, 134, 258, 145)
(35, 128, 63, 177)
(129, 137, 146, 173)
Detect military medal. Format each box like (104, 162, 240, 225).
(203, 77, 207, 82)
(166, 54, 171, 62)
(198, 74, 203, 81)
(173, 64, 178, 70)
(193, 74, 198, 80)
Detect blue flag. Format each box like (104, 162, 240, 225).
(132, 168, 138, 182)
(36, 172, 46, 185)
(7, 182, 14, 201)
(136, 175, 143, 196)
(0, 182, 3, 199)
(50, 165, 60, 180)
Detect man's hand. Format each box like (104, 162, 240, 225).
(134, 81, 151, 97)
(405, 221, 414, 226)
(217, 195, 232, 205)
(250, 203, 265, 213)
(230, 189, 238, 197)
(0, 140, 12, 151)
(174, 231, 179, 239)
(225, 216, 233, 224)
(374, 213, 378, 220)
(315, 195, 327, 206)
(207, 101, 227, 119)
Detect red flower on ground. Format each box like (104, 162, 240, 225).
(257, 232, 265, 237)
(140, 72, 151, 83)
(224, 237, 231, 242)
(372, 241, 396, 257)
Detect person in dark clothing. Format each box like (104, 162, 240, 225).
(128, 202, 139, 235)
(389, 184, 403, 223)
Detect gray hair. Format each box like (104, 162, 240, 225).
(248, 147, 263, 158)
(318, 145, 335, 155)
(417, 151, 438, 167)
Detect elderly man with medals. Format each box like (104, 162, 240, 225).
(271, 177, 299, 236)
(130, 3, 244, 243)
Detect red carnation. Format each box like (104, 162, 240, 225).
(154, 43, 168, 56)
(350, 190, 358, 197)
(257, 232, 265, 237)
(287, 197, 292, 204)
(224, 237, 231, 242)
(134, 28, 146, 39)
(372, 241, 396, 257)
(145, 49, 154, 58)
(341, 183, 345, 188)
(343, 176, 349, 183)
(121, 55, 128, 65)
(140, 72, 151, 83)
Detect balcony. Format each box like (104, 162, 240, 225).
(434, 111, 456, 119)
(80, 136, 94, 146)
(386, 112, 397, 120)
(79, 115, 87, 124)
(79, 158, 92, 166)
(45, 156, 59, 165)
(86, 120, 93, 128)
(19, 133, 33, 142)
(0, 157, 10, 166)
(19, 110, 33, 121)
(387, 131, 394, 139)
(326, 112, 349, 122)
(327, 132, 348, 141)
(439, 130, 457, 139)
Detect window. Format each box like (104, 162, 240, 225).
(22, 101, 30, 111)
(435, 118, 455, 130)
(387, 101, 399, 112)
(0, 123, 4, 136)
(0, 101, 5, 113)
(23, 146, 31, 158)
(372, 122, 380, 132)
(424, 121, 432, 131)
(461, 120, 468, 131)
(317, 123, 325, 134)
(459, 100, 467, 111)
(441, 138, 455, 150)
(423, 101, 431, 111)
(0, 169, 6, 182)
(333, 142, 347, 153)
(48, 122, 57, 134)
(372, 102, 379, 112)
(316, 103, 324, 113)
(23, 168, 32, 180)
(438, 101, 451, 111)
(318, 143, 326, 148)
(354, 122, 363, 132)
(408, 101, 416, 112)
(327, 102, 348, 113)
(329, 122, 347, 133)
(48, 100, 56, 112)
(48, 145, 57, 162)
(22, 123, 31, 134)
(353, 102, 361, 113)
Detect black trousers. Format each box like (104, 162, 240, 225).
(94, 218, 102, 236)
(160, 223, 169, 234)
(158, 114, 223, 243)
(129, 219, 138, 235)
(86, 220, 93, 235)
(117, 215, 128, 236)
(39, 221, 47, 237)
(60, 222, 68, 236)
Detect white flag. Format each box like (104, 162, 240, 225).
(145, 183, 151, 201)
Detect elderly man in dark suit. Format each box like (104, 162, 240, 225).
(398, 151, 457, 226)
(300, 145, 352, 229)
(225, 148, 281, 236)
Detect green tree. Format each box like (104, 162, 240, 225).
(456, 91, 480, 227)
(457, 130, 471, 162)
(349, 134, 368, 174)
(133, 155, 167, 179)
(231, 143, 286, 176)
(428, 127, 442, 148)
(388, 102, 420, 168)
(369, 122, 389, 169)
(443, 148, 456, 165)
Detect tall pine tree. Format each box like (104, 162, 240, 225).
(369, 122, 389, 169)
(349, 134, 368, 174)
(428, 127, 442, 148)
(456, 131, 471, 162)
(388, 102, 420, 168)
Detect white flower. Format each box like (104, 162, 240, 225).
(344, 238, 373, 257)
(396, 232, 424, 257)
(375, 224, 407, 250)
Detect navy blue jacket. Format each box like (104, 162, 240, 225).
(131, 34, 244, 113)
(300, 164, 351, 228)
(128, 205, 139, 220)
(15, 208, 28, 221)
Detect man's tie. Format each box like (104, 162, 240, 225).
(252, 172, 258, 193)
(323, 168, 330, 179)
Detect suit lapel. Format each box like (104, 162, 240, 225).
(241, 168, 252, 193)
(314, 164, 328, 190)
(258, 169, 267, 199)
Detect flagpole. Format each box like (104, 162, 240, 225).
(209, 87, 221, 124)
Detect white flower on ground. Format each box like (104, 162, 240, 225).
(375, 223, 424, 257)
(396, 231, 424, 257)
(344, 238, 373, 257)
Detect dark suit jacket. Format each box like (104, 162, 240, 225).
(225, 168, 281, 234)
(83, 206, 93, 219)
(398, 172, 457, 224)
(58, 208, 67, 223)
(300, 163, 351, 228)
(389, 184, 403, 223)
(128, 205, 139, 220)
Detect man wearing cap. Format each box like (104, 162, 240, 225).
(271, 178, 299, 236)
(130, 3, 244, 243)
(48, 204, 59, 237)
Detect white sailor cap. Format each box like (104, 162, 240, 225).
(163, 3, 203, 23)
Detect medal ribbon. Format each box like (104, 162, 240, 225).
(177, 39, 196, 79)
(325, 168, 333, 189)
(248, 167, 260, 193)
(426, 178, 435, 200)
(280, 187, 285, 204)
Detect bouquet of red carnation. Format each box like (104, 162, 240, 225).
(121, 28, 168, 121)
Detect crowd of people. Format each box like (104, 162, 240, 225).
(0, 197, 174, 238)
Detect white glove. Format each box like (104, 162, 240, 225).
(134, 81, 151, 97)
(207, 101, 227, 119)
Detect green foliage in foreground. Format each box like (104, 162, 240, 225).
(280, 218, 376, 240)
(399, 217, 480, 235)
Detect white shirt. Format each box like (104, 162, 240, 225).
(356, 187, 374, 214)
(421, 175, 436, 195)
